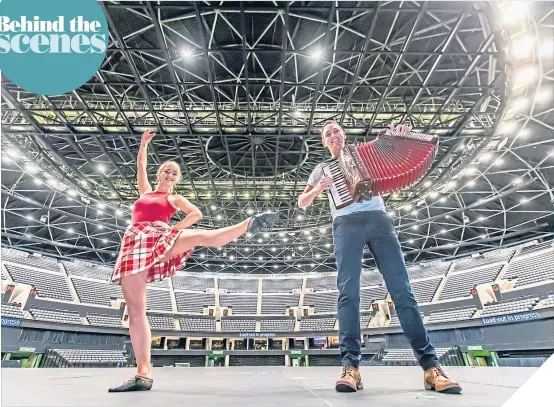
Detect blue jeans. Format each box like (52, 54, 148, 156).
(332, 210, 439, 370)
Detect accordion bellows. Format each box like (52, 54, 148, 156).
(322, 128, 439, 209)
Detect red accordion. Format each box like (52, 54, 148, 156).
(322, 128, 439, 209)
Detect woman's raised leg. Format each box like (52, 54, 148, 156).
(160, 211, 278, 262)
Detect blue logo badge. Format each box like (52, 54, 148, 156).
(0, 0, 108, 95)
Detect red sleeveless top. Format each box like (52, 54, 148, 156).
(131, 191, 177, 224)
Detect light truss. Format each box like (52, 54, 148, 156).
(2, 1, 554, 274)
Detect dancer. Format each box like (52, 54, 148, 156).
(108, 129, 278, 392)
(297, 121, 461, 394)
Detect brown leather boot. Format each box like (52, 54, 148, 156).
(335, 366, 363, 392)
(424, 366, 462, 394)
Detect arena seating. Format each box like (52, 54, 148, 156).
(410, 278, 441, 303)
(86, 313, 122, 327)
(218, 278, 258, 293)
(63, 261, 113, 280)
(535, 294, 554, 309)
(2, 239, 554, 334)
(174, 292, 215, 313)
(260, 318, 295, 332)
(299, 317, 336, 331)
(146, 289, 172, 311)
(427, 307, 477, 323)
(221, 318, 256, 332)
(481, 297, 540, 317)
(407, 263, 451, 280)
(262, 278, 302, 293)
(71, 278, 122, 306)
(382, 348, 452, 365)
(171, 275, 214, 291)
(304, 291, 338, 313)
(5, 264, 73, 301)
(220, 294, 258, 314)
(148, 315, 176, 330)
(306, 275, 336, 291)
(360, 286, 388, 308)
(2, 249, 60, 272)
(439, 264, 503, 300)
(30, 307, 82, 324)
(260, 294, 299, 314)
(504, 249, 554, 286)
(1, 302, 25, 319)
(53, 349, 127, 366)
(179, 317, 216, 331)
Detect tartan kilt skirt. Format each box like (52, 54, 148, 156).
(110, 221, 192, 285)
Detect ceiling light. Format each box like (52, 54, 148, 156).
(520, 198, 529, 204)
(244, 248, 250, 252)
(540, 40, 553, 58)
(102, 238, 108, 243)
(319, 227, 327, 233)
(424, 181, 432, 187)
(68, 228, 74, 234)
(412, 210, 418, 216)
(480, 234, 486, 239)
(115, 209, 123, 216)
(34, 179, 43, 185)
(535, 90, 551, 103)
(429, 191, 439, 199)
(25, 163, 39, 173)
(412, 225, 419, 230)
(126, 219, 131, 225)
(478, 216, 485, 222)
(216, 215, 222, 220)
(227, 192, 232, 199)
(258, 256, 263, 261)
(513, 178, 523, 185)
(515, 66, 537, 85)
(439, 197, 447, 203)
(210, 205, 217, 210)
(97, 164, 106, 172)
(325, 243, 331, 248)
(273, 265, 278, 269)
(408, 239, 414, 244)
(403, 204, 412, 211)
(271, 247, 276, 252)
(26, 215, 33, 220)
(287, 256, 292, 260)
(441, 229, 447, 234)
(246, 233, 252, 238)
(501, 2, 528, 25)
(297, 215, 303, 220)
(283, 238, 288, 242)
(467, 180, 476, 187)
(511, 99, 528, 111)
(97, 203, 106, 209)
(98, 225, 104, 230)
(229, 255, 235, 261)
(512, 35, 534, 58)
(480, 152, 492, 162)
(311, 48, 323, 59)
(494, 158, 504, 166)
(388, 210, 395, 216)
(182, 48, 194, 58)
(200, 253, 205, 258)
(447, 181, 457, 189)
(518, 129, 530, 138)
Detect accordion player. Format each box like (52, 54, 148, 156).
(321, 127, 439, 209)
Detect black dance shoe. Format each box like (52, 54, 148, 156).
(108, 375, 153, 392)
(247, 211, 279, 235)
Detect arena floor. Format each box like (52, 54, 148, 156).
(2, 366, 534, 407)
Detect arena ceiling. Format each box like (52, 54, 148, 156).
(1, 1, 553, 274)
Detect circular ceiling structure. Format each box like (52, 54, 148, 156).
(1, 1, 553, 274)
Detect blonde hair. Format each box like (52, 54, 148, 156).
(156, 160, 182, 193)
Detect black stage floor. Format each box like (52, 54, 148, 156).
(2, 366, 535, 407)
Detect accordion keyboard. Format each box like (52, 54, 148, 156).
(322, 160, 352, 209)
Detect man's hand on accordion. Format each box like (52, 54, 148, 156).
(316, 176, 334, 193)
(388, 122, 413, 136)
